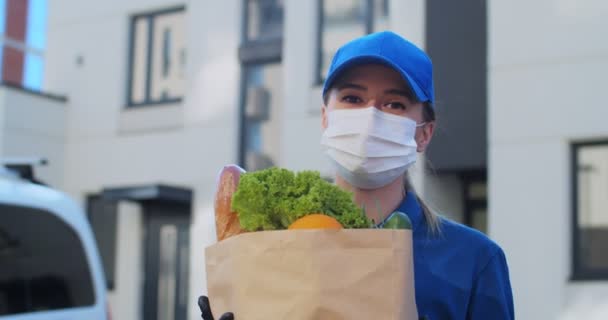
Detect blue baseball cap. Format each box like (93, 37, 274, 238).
(322, 31, 435, 105)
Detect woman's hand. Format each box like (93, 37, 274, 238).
(198, 296, 234, 320)
(199, 295, 429, 320)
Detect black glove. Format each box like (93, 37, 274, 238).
(198, 296, 234, 320)
(199, 295, 429, 320)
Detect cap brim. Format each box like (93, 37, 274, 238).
(322, 55, 429, 103)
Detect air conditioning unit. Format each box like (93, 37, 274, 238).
(246, 151, 274, 171)
(246, 86, 270, 122)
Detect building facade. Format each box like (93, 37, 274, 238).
(1, 0, 606, 319)
(489, 1, 608, 319)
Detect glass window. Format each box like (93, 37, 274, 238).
(372, 0, 389, 31)
(470, 208, 487, 235)
(247, 0, 284, 41)
(0, 0, 4, 79)
(242, 63, 283, 171)
(157, 225, 178, 320)
(0, 0, 47, 91)
(238, 0, 284, 170)
(317, 0, 368, 84)
(0, 204, 95, 315)
(127, 7, 186, 106)
(573, 142, 608, 279)
(462, 173, 487, 234)
(316, 0, 390, 84)
(468, 181, 487, 200)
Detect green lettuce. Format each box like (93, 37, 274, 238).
(231, 167, 372, 231)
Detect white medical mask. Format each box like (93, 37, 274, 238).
(321, 107, 420, 189)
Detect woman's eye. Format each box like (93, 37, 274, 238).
(386, 102, 407, 110)
(341, 95, 362, 104)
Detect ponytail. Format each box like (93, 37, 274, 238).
(404, 173, 442, 235)
(407, 101, 442, 234)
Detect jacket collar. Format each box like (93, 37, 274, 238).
(396, 191, 425, 232)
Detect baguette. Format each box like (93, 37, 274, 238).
(214, 165, 246, 241)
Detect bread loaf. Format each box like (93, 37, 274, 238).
(214, 165, 246, 241)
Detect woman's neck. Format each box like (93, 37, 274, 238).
(335, 175, 405, 225)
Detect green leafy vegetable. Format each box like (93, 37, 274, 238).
(231, 167, 372, 231)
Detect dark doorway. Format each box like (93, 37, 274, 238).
(142, 201, 190, 320)
(97, 184, 192, 320)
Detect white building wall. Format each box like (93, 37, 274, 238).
(0, 88, 67, 187)
(107, 201, 145, 320)
(489, 1, 608, 319)
(281, 0, 325, 174)
(184, 1, 243, 318)
(40, 0, 608, 319)
(44, 1, 242, 319)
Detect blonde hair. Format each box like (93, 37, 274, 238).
(404, 173, 442, 235)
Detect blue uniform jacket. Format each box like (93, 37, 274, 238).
(396, 192, 514, 319)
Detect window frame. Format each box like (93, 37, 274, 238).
(571, 139, 608, 281)
(315, 0, 377, 86)
(125, 5, 186, 108)
(238, 0, 284, 168)
(239, 0, 283, 65)
(242, 0, 284, 44)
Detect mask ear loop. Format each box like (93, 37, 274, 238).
(416, 122, 427, 128)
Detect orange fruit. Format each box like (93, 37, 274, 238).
(288, 214, 343, 230)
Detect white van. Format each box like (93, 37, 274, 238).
(0, 165, 109, 319)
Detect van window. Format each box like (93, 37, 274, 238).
(0, 204, 95, 315)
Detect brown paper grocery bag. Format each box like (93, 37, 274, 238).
(205, 229, 418, 320)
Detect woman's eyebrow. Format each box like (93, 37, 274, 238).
(337, 83, 367, 91)
(384, 88, 411, 98)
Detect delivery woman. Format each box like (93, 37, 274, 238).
(199, 31, 514, 320)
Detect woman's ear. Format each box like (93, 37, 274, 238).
(416, 121, 435, 153)
(321, 105, 328, 130)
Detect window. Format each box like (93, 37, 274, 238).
(238, 0, 284, 171)
(0, 0, 47, 91)
(316, 0, 388, 84)
(246, 0, 284, 42)
(0, 204, 95, 315)
(127, 6, 186, 107)
(372, 0, 389, 31)
(572, 141, 608, 280)
(462, 172, 488, 234)
(242, 64, 283, 171)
